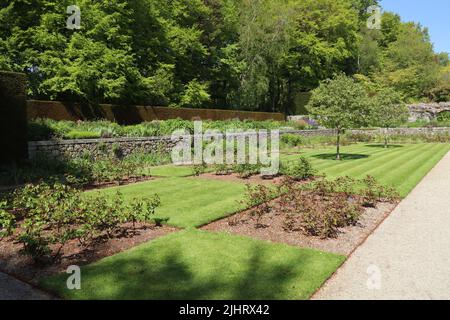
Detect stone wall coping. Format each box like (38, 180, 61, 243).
(28, 129, 337, 146)
(27, 127, 450, 147)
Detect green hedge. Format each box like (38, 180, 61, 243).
(0, 71, 28, 164)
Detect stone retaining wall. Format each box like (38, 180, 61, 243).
(28, 129, 337, 159)
(349, 127, 450, 136)
(30, 127, 449, 160)
(408, 102, 450, 121)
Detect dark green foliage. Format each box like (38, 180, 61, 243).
(428, 84, 450, 103)
(280, 157, 316, 181)
(214, 163, 231, 176)
(1, 1, 445, 108)
(233, 163, 261, 179)
(0, 151, 171, 188)
(3, 182, 161, 261)
(281, 134, 304, 148)
(437, 111, 450, 122)
(192, 162, 207, 176)
(0, 71, 28, 164)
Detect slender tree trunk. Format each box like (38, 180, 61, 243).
(384, 127, 388, 148)
(336, 128, 341, 160)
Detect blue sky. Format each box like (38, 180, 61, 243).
(381, 0, 450, 53)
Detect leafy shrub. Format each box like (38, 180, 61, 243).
(192, 162, 207, 176)
(214, 163, 231, 175)
(5, 182, 162, 261)
(280, 157, 315, 181)
(346, 132, 374, 143)
(242, 184, 276, 228)
(153, 217, 170, 227)
(281, 134, 304, 147)
(279, 176, 398, 238)
(298, 194, 363, 238)
(233, 163, 261, 179)
(0, 201, 16, 237)
(428, 84, 450, 103)
(27, 121, 54, 141)
(437, 111, 450, 122)
(0, 150, 172, 188)
(360, 175, 399, 207)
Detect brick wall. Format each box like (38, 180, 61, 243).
(26, 100, 285, 124)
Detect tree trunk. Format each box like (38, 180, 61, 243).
(384, 127, 388, 148)
(336, 129, 341, 160)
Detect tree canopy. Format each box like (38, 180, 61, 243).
(0, 0, 446, 110)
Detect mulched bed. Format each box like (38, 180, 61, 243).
(0, 223, 178, 285)
(0, 176, 157, 193)
(196, 172, 285, 184)
(202, 200, 398, 256)
(81, 176, 157, 191)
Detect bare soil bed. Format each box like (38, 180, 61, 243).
(82, 176, 157, 191)
(202, 201, 398, 256)
(0, 223, 177, 284)
(196, 172, 285, 184)
(0, 176, 157, 193)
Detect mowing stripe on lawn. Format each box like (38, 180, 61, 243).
(329, 144, 431, 179)
(383, 144, 450, 196)
(88, 177, 247, 228)
(303, 145, 397, 172)
(313, 144, 425, 175)
(283, 143, 449, 198)
(362, 143, 441, 181)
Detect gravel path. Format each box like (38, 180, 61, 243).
(0, 273, 52, 300)
(313, 151, 450, 300)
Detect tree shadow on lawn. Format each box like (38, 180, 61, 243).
(42, 242, 322, 300)
(312, 153, 370, 161)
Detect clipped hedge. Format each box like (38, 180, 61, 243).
(0, 71, 28, 164)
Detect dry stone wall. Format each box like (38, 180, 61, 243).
(28, 129, 337, 159)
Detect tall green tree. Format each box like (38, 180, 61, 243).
(307, 74, 370, 160)
(370, 88, 408, 148)
(375, 23, 440, 101)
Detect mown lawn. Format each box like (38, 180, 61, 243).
(40, 230, 345, 300)
(87, 177, 247, 228)
(42, 142, 450, 300)
(149, 165, 196, 177)
(282, 143, 450, 197)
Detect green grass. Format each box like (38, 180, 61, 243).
(282, 143, 450, 197)
(40, 230, 345, 300)
(149, 164, 215, 177)
(87, 177, 247, 228)
(150, 165, 196, 177)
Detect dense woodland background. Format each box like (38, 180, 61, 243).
(1, 0, 449, 113)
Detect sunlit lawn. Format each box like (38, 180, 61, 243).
(40, 230, 345, 300)
(87, 177, 247, 228)
(282, 143, 450, 197)
(41, 142, 450, 300)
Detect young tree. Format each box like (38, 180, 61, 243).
(307, 74, 370, 160)
(370, 88, 408, 148)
